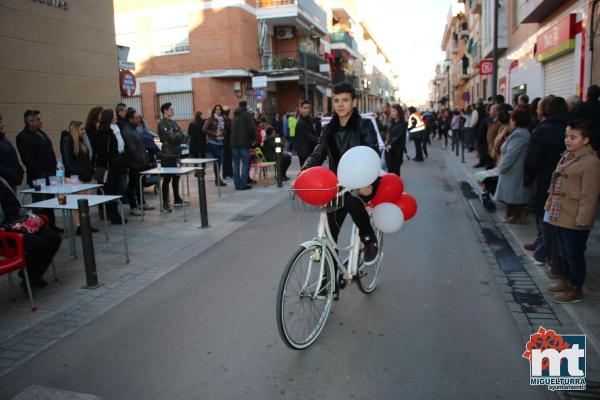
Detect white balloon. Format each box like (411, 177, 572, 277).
(372, 203, 404, 234)
(337, 146, 381, 189)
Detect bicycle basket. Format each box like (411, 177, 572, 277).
(288, 188, 345, 213)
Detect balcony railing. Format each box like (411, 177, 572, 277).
(257, 0, 327, 29)
(261, 51, 329, 76)
(330, 31, 357, 51)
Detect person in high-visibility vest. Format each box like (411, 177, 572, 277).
(407, 106, 426, 161)
(286, 113, 297, 153)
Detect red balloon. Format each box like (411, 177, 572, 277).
(371, 173, 404, 206)
(395, 193, 417, 221)
(293, 167, 338, 206)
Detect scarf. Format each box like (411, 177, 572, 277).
(547, 149, 594, 221)
(215, 115, 225, 141)
(111, 123, 125, 154)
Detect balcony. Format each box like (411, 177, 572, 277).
(260, 51, 329, 77)
(330, 30, 359, 59)
(520, 0, 564, 23)
(256, 0, 328, 36)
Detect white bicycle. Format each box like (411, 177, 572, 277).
(276, 188, 384, 350)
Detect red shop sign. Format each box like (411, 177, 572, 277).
(536, 14, 576, 63)
(479, 59, 493, 75)
(119, 70, 136, 96)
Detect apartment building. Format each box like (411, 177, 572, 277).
(0, 0, 119, 147)
(432, 0, 598, 108)
(114, 0, 398, 129)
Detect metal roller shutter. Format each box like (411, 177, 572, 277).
(543, 52, 575, 98)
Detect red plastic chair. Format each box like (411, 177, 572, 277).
(0, 228, 36, 312)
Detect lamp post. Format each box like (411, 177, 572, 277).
(275, 136, 283, 188)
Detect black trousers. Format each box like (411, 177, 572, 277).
(162, 175, 181, 205)
(385, 147, 404, 176)
(298, 153, 310, 169)
(413, 137, 424, 161)
(223, 145, 233, 178)
(23, 227, 61, 281)
(277, 153, 292, 177)
(327, 179, 380, 244)
(127, 168, 143, 208)
(104, 161, 126, 222)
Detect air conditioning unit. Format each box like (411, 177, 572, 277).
(276, 26, 294, 40)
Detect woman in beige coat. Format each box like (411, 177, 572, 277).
(544, 120, 600, 303)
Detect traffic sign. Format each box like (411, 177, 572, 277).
(479, 59, 493, 76)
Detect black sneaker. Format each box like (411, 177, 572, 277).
(363, 236, 379, 265)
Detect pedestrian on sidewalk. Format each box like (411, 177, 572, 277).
(122, 109, 151, 215)
(261, 126, 291, 180)
(385, 104, 407, 176)
(524, 96, 568, 268)
(574, 85, 600, 151)
(187, 111, 206, 159)
(544, 120, 600, 303)
(158, 102, 190, 211)
(202, 105, 227, 187)
(96, 109, 128, 224)
(407, 106, 426, 161)
(295, 100, 319, 168)
(494, 109, 532, 224)
(222, 106, 233, 179)
(230, 101, 257, 190)
(0, 113, 24, 190)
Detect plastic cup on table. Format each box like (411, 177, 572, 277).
(71, 175, 79, 184)
(49, 176, 58, 187)
(156, 160, 162, 169)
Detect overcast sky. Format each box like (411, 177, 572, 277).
(356, 0, 450, 105)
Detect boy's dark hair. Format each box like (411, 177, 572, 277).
(408, 106, 417, 114)
(265, 125, 275, 135)
(239, 101, 248, 108)
(160, 102, 172, 114)
(495, 94, 505, 104)
(300, 100, 311, 107)
(567, 119, 593, 139)
(332, 81, 356, 99)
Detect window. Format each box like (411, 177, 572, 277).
(512, 0, 522, 31)
(155, 25, 190, 56)
(156, 91, 194, 121)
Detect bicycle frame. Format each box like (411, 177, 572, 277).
(298, 210, 362, 297)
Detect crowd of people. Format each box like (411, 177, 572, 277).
(422, 86, 600, 304)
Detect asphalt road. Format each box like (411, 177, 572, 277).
(0, 145, 550, 400)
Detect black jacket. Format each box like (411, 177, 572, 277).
(60, 131, 94, 182)
(303, 109, 380, 173)
(95, 125, 126, 170)
(524, 113, 567, 216)
(0, 134, 24, 187)
(16, 128, 57, 185)
(0, 177, 21, 225)
(575, 99, 600, 151)
(188, 120, 207, 155)
(387, 121, 407, 150)
(295, 115, 319, 157)
(231, 106, 257, 148)
(121, 123, 149, 171)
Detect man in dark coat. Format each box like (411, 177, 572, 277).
(295, 100, 319, 167)
(122, 109, 151, 214)
(303, 82, 381, 264)
(574, 85, 600, 151)
(16, 110, 60, 231)
(115, 103, 128, 131)
(230, 101, 257, 190)
(0, 113, 24, 189)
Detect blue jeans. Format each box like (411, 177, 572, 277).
(207, 141, 224, 182)
(232, 146, 250, 189)
(556, 227, 590, 291)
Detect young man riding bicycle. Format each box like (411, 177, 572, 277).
(300, 82, 381, 264)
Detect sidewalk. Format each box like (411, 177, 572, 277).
(0, 163, 297, 376)
(442, 139, 600, 365)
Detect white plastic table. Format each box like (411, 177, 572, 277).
(139, 167, 197, 222)
(22, 195, 129, 263)
(180, 158, 220, 198)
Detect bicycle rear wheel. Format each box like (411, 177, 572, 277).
(356, 229, 384, 294)
(276, 244, 335, 350)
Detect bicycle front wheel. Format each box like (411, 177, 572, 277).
(357, 229, 384, 294)
(276, 244, 335, 350)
